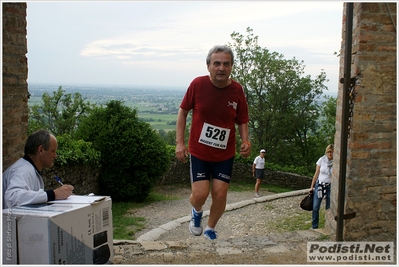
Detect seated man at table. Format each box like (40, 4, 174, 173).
(3, 129, 74, 209)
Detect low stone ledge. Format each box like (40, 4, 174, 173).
(137, 228, 167, 242)
(176, 215, 191, 223)
(226, 199, 255, 211)
(159, 221, 181, 231)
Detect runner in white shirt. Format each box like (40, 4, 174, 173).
(252, 149, 266, 197)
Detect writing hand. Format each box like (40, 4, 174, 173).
(54, 184, 74, 200)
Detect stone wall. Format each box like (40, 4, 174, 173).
(42, 164, 101, 196)
(40, 160, 310, 197)
(157, 160, 312, 190)
(2, 3, 29, 171)
(326, 3, 397, 240)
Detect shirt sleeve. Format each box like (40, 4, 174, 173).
(253, 156, 258, 164)
(3, 168, 48, 208)
(180, 79, 196, 111)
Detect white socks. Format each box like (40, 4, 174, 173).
(193, 208, 202, 213)
(205, 226, 214, 232)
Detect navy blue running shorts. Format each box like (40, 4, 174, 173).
(189, 154, 234, 184)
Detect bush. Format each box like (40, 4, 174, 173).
(265, 162, 313, 177)
(165, 145, 177, 161)
(54, 134, 101, 167)
(234, 153, 253, 164)
(76, 100, 170, 202)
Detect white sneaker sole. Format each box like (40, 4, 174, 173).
(189, 221, 203, 236)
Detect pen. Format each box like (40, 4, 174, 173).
(54, 176, 64, 186)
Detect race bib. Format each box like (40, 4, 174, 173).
(198, 122, 230, 149)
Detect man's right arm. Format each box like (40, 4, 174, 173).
(175, 108, 189, 163)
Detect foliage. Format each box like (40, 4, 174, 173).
(317, 95, 337, 146)
(265, 162, 313, 177)
(54, 134, 101, 167)
(76, 100, 171, 202)
(229, 27, 331, 173)
(234, 153, 253, 164)
(157, 123, 190, 146)
(165, 144, 177, 161)
(28, 87, 101, 168)
(303, 95, 337, 171)
(28, 86, 92, 136)
(234, 154, 312, 176)
(158, 129, 178, 146)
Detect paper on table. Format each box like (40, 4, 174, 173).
(48, 195, 107, 204)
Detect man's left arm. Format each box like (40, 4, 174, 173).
(3, 171, 48, 208)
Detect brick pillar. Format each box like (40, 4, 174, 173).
(2, 2, 29, 170)
(326, 3, 397, 240)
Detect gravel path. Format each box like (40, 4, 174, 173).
(114, 185, 395, 265)
(129, 185, 314, 241)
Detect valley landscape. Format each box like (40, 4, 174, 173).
(28, 83, 186, 132)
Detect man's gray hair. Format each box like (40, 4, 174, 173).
(206, 45, 234, 66)
(24, 129, 52, 155)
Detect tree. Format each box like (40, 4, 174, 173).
(28, 86, 91, 136)
(28, 87, 101, 172)
(311, 95, 337, 154)
(229, 27, 328, 171)
(158, 129, 177, 146)
(76, 100, 170, 202)
(157, 122, 191, 146)
(298, 96, 337, 173)
(318, 95, 337, 145)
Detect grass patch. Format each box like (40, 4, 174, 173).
(263, 184, 293, 193)
(269, 207, 326, 232)
(112, 189, 180, 240)
(112, 202, 146, 240)
(318, 234, 331, 241)
(229, 181, 293, 194)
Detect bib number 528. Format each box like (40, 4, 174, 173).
(199, 123, 230, 149)
(205, 126, 227, 141)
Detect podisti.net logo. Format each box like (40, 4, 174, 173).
(307, 242, 395, 263)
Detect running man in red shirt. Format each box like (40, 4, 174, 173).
(175, 45, 251, 240)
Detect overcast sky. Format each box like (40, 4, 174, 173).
(26, 1, 344, 95)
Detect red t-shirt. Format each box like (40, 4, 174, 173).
(180, 75, 249, 162)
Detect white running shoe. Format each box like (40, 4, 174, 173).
(189, 208, 203, 236)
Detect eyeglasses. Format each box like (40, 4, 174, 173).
(326, 151, 333, 154)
